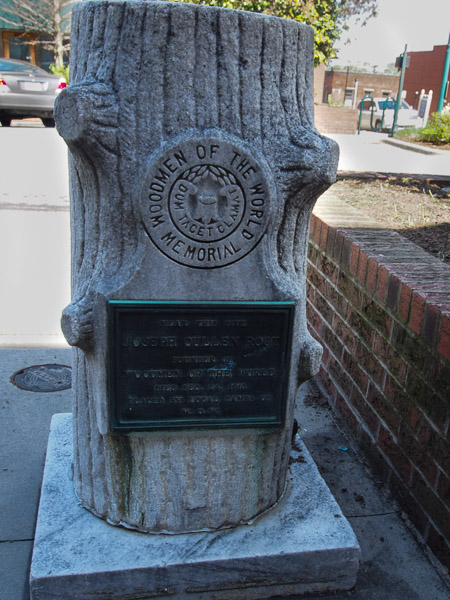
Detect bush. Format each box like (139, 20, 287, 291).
(327, 94, 344, 107)
(49, 64, 69, 84)
(419, 111, 450, 145)
(395, 110, 450, 146)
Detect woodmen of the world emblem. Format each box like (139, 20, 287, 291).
(140, 135, 272, 268)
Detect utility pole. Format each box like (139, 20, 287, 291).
(437, 32, 450, 113)
(389, 45, 408, 138)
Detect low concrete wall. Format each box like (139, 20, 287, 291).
(307, 193, 450, 571)
(314, 105, 359, 134)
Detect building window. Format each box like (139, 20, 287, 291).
(2, 32, 37, 64)
(382, 90, 392, 97)
(344, 88, 354, 106)
(364, 89, 374, 97)
(8, 36, 31, 61)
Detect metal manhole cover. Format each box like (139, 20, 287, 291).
(11, 364, 72, 392)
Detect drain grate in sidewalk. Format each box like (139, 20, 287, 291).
(11, 364, 72, 392)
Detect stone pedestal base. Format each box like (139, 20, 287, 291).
(30, 414, 360, 600)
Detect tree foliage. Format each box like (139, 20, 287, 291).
(338, 0, 377, 22)
(174, 0, 378, 65)
(0, 0, 76, 68)
(0, 0, 378, 68)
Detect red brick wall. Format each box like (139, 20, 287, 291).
(314, 64, 326, 106)
(404, 45, 449, 114)
(307, 194, 450, 571)
(324, 70, 400, 106)
(314, 105, 359, 134)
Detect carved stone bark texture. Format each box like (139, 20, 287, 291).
(56, 0, 338, 533)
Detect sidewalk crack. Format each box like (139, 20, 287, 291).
(346, 511, 398, 519)
(0, 538, 34, 543)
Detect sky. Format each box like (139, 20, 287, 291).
(331, 0, 450, 71)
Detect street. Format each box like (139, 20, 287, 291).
(0, 124, 70, 346)
(1, 125, 449, 348)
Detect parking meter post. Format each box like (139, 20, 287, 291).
(358, 94, 375, 134)
(380, 104, 386, 130)
(370, 98, 378, 130)
(390, 44, 408, 138)
(357, 96, 366, 134)
(368, 97, 380, 131)
(382, 96, 396, 131)
(437, 32, 450, 113)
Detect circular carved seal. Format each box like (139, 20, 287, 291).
(140, 136, 272, 268)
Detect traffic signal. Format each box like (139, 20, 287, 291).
(395, 54, 410, 69)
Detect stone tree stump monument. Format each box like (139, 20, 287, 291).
(30, 2, 360, 598)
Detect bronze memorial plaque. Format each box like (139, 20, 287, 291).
(109, 301, 294, 431)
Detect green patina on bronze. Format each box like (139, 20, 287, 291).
(108, 301, 295, 432)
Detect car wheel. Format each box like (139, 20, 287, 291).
(0, 117, 11, 127)
(42, 118, 55, 127)
(375, 119, 382, 130)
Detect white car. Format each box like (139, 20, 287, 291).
(357, 97, 420, 131)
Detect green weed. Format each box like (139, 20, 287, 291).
(419, 112, 450, 145)
(395, 111, 450, 146)
(49, 64, 69, 83)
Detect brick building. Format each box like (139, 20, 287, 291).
(0, 8, 55, 69)
(314, 63, 326, 105)
(403, 45, 449, 114)
(324, 69, 400, 107)
(0, 3, 71, 71)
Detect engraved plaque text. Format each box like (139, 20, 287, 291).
(109, 302, 294, 431)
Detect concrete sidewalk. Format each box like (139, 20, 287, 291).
(1, 347, 449, 600)
(1, 127, 450, 599)
(0, 127, 70, 348)
(328, 131, 450, 177)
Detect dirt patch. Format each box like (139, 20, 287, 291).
(393, 133, 450, 152)
(331, 175, 450, 264)
(394, 135, 450, 152)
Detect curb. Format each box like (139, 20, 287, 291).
(381, 138, 443, 156)
(336, 171, 450, 184)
